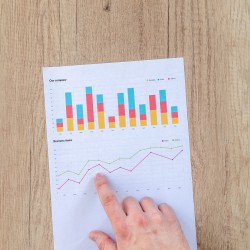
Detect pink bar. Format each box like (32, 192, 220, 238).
(66, 105, 73, 118)
(149, 95, 157, 110)
(77, 118, 84, 124)
(108, 116, 115, 123)
(57, 123, 63, 128)
(86, 94, 94, 122)
(160, 101, 167, 113)
(97, 103, 104, 112)
(118, 104, 125, 116)
(140, 114, 147, 120)
(129, 109, 136, 118)
(171, 112, 178, 118)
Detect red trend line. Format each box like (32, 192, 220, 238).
(58, 149, 184, 190)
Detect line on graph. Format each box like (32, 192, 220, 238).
(57, 145, 183, 177)
(57, 149, 183, 190)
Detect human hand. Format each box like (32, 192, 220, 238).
(89, 173, 190, 250)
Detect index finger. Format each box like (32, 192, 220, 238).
(94, 173, 126, 227)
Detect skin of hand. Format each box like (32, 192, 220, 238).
(89, 173, 190, 250)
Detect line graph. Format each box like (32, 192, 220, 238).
(57, 149, 184, 189)
(57, 145, 183, 177)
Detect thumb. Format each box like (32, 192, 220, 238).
(89, 230, 117, 250)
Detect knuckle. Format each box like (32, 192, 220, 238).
(102, 193, 116, 207)
(96, 179, 107, 190)
(134, 214, 148, 227)
(116, 222, 129, 239)
(98, 240, 106, 250)
(151, 212, 164, 223)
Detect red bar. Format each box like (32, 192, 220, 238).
(57, 123, 63, 128)
(86, 94, 94, 122)
(149, 95, 157, 110)
(171, 112, 178, 118)
(108, 116, 115, 123)
(118, 104, 125, 116)
(140, 114, 147, 120)
(77, 118, 84, 124)
(129, 109, 136, 118)
(66, 105, 73, 118)
(160, 101, 167, 113)
(97, 103, 104, 112)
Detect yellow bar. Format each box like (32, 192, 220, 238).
(78, 124, 84, 130)
(88, 122, 95, 130)
(130, 118, 136, 127)
(98, 112, 105, 129)
(172, 118, 179, 124)
(161, 113, 168, 124)
(57, 127, 63, 132)
(109, 122, 115, 128)
(119, 116, 126, 127)
(140, 120, 147, 126)
(150, 110, 157, 125)
(67, 118, 74, 131)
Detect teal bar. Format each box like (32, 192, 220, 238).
(118, 93, 124, 104)
(76, 105, 84, 119)
(159, 90, 166, 102)
(127, 88, 135, 110)
(56, 119, 63, 124)
(86, 87, 92, 94)
(139, 104, 146, 115)
(96, 95, 103, 104)
(171, 106, 178, 112)
(65, 93, 72, 105)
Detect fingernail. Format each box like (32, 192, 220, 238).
(95, 173, 104, 180)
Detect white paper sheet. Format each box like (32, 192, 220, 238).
(43, 58, 197, 250)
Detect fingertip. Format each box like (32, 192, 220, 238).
(88, 230, 117, 249)
(158, 203, 179, 223)
(94, 173, 109, 190)
(88, 231, 96, 241)
(158, 202, 174, 212)
(89, 230, 102, 241)
(95, 173, 104, 180)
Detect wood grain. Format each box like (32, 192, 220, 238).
(0, 0, 249, 249)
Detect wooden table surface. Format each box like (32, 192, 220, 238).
(0, 1, 249, 249)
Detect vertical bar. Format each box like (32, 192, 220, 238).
(76, 105, 84, 130)
(86, 87, 94, 129)
(159, 90, 168, 124)
(97, 94, 105, 129)
(108, 116, 116, 128)
(139, 104, 147, 126)
(149, 95, 157, 125)
(65, 92, 74, 131)
(171, 106, 179, 124)
(56, 118, 64, 132)
(117, 93, 126, 127)
(127, 88, 136, 127)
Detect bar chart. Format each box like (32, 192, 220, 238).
(55, 86, 179, 132)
